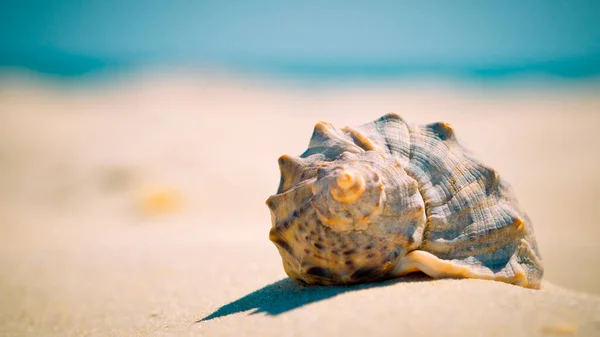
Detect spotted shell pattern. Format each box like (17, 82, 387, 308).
(266, 113, 543, 289)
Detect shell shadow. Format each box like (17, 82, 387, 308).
(198, 273, 431, 322)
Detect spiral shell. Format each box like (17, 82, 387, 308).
(266, 113, 543, 288)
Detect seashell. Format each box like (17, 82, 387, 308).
(266, 113, 543, 289)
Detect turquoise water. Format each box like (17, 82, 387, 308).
(1, 1, 599, 79)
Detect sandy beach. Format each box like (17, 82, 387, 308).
(1, 71, 600, 336)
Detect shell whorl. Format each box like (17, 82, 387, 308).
(310, 162, 386, 232)
(330, 169, 365, 203)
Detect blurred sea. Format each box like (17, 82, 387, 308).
(1, 1, 599, 80)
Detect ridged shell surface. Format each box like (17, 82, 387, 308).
(266, 113, 543, 289)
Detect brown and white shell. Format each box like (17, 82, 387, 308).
(266, 113, 543, 289)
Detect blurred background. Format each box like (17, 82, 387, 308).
(1, 1, 600, 78)
(1, 2, 600, 332)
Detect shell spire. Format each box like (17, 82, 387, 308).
(329, 169, 366, 203)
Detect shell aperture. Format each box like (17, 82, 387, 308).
(267, 113, 543, 288)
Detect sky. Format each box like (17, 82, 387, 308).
(1, 0, 599, 78)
